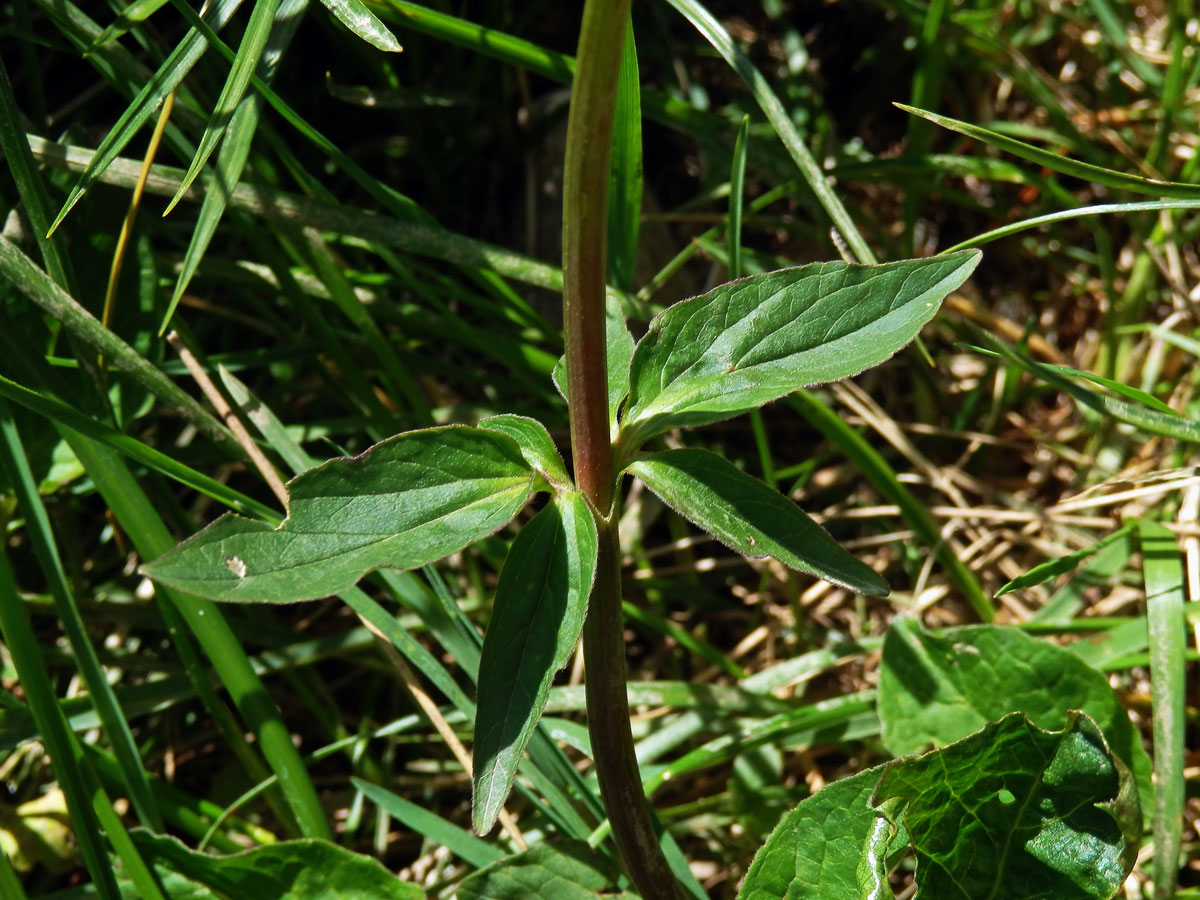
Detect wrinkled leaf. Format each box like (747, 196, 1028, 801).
(141, 426, 534, 603)
(878, 618, 1150, 794)
(456, 840, 622, 900)
(874, 712, 1138, 900)
(131, 830, 423, 899)
(619, 250, 981, 446)
(473, 492, 597, 833)
(480, 415, 571, 489)
(737, 766, 897, 900)
(626, 449, 888, 596)
(317, 0, 402, 52)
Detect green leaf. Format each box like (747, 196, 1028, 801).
(317, 0, 402, 52)
(480, 415, 571, 490)
(473, 493, 598, 833)
(456, 840, 622, 900)
(606, 15, 641, 292)
(897, 103, 1200, 200)
(1136, 519, 1186, 895)
(996, 523, 1137, 597)
(626, 449, 888, 597)
(130, 830, 424, 899)
(873, 712, 1138, 900)
(737, 766, 896, 900)
(619, 251, 982, 447)
(141, 426, 535, 603)
(553, 296, 636, 436)
(878, 618, 1150, 796)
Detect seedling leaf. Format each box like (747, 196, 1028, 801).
(626, 449, 889, 597)
(473, 492, 598, 833)
(141, 427, 535, 603)
(620, 250, 981, 447)
(874, 712, 1138, 900)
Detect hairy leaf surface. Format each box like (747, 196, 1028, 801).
(142, 427, 534, 603)
(473, 492, 597, 833)
(620, 250, 981, 446)
(627, 449, 888, 596)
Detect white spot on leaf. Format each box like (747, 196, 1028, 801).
(225, 555, 248, 578)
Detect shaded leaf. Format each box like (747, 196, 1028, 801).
(456, 840, 621, 900)
(737, 766, 896, 900)
(553, 296, 636, 436)
(473, 493, 597, 833)
(131, 830, 423, 899)
(878, 618, 1150, 795)
(626, 449, 888, 596)
(619, 251, 980, 447)
(874, 712, 1138, 900)
(317, 0, 402, 52)
(142, 427, 534, 603)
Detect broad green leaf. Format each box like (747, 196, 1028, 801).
(737, 766, 896, 900)
(996, 523, 1136, 597)
(141, 426, 535, 603)
(1136, 519, 1186, 895)
(473, 492, 598, 833)
(318, 0, 402, 52)
(553, 296, 636, 436)
(873, 712, 1138, 900)
(877, 618, 1150, 796)
(130, 830, 423, 899)
(456, 840, 623, 900)
(626, 449, 888, 597)
(480, 415, 571, 490)
(619, 250, 981, 447)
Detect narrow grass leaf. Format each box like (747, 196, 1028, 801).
(480, 415, 571, 489)
(666, 0, 875, 264)
(164, 0, 282, 213)
(142, 426, 536, 603)
(353, 778, 502, 870)
(627, 449, 889, 597)
(163, 0, 304, 334)
(0, 235, 234, 447)
(318, 0, 402, 51)
(996, 523, 1137, 596)
(878, 617, 1151, 795)
(979, 334, 1200, 443)
(606, 14, 641, 291)
(620, 251, 981, 449)
(874, 712, 1138, 899)
(130, 830, 423, 899)
(457, 840, 624, 900)
(1136, 519, 1186, 898)
(473, 492, 598, 833)
(50, 0, 244, 234)
(897, 104, 1200, 199)
(737, 766, 893, 900)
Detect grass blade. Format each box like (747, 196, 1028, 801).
(318, 0, 402, 51)
(607, 14, 641, 292)
(164, 0, 283, 213)
(996, 523, 1137, 597)
(1136, 519, 1186, 899)
(666, 0, 874, 264)
(897, 103, 1200, 200)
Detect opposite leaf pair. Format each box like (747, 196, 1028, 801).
(143, 248, 982, 832)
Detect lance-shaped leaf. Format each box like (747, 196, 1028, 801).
(553, 296, 637, 438)
(318, 0, 402, 52)
(737, 765, 899, 900)
(473, 492, 597, 833)
(626, 449, 888, 596)
(619, 250, 981, 446)
(141, 427, 535, 603)
(872, 712, 1139, 900)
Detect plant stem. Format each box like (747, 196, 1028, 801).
(563, 2, 684, 897)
